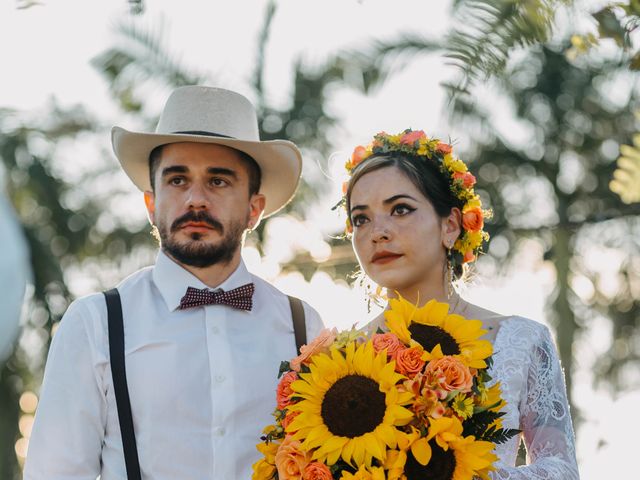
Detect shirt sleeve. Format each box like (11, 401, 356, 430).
(302, 301, 325, 343)
(489, 326, 580, 479)
(24, 299, 106, 480)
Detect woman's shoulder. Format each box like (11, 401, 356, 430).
(461, 302, 551, 345)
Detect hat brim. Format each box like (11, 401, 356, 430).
(111, 126, 302, 218)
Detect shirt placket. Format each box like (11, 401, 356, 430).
(205, 303, 231, 477)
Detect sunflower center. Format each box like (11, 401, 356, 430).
(409, 324, 460, 355)
(405, 440, 457, 480)
(321, 374, 386, 438)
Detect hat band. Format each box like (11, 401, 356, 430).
(173, 130, 235, 139)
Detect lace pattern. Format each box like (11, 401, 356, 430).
(487, 317, 580, 479)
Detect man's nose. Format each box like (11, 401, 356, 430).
(185, 182, 210, 209)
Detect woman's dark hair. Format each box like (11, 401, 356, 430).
(345, 151, 465, 278)
(148, 143, 262, 196)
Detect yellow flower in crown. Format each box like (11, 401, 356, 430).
(287, 341, 414, 468)
(338, 129, 492, 268)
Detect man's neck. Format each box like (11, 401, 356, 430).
(163, 250, 242, 289)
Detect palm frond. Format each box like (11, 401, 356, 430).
(91, 20, 204, 112)
(446, 0, 567, 92)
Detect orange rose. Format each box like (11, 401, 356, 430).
(275, 435, 311, 480)
(350, 145, 368, 168)
(395, 346, 426, 378)
(452, 171, 476, 188)
(462, 207, 484, 232)
(436, 142, 452, 155)
(303, 462, 333, 480)
(371, 332, 403, 359)
(463, 250, 476, 263)
(424, 356, 473, 393)
(276, 371, 298, 409)
(290, 328, 337, 372)
(400, 130, 426, 145)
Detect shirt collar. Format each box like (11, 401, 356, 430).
(152, 250, 253, 312)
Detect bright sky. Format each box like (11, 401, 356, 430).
(2, 0, 636, 476)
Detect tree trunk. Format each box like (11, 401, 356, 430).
(551, 225, 578, 421)
(0, 362, 20, 480)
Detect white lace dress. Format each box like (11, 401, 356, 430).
(487, 316, 579, 479)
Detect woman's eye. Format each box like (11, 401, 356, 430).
(351, 214, 369, 227)
(392, 204, 415, 216)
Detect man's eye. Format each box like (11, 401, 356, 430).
(351, 214, 369, 227)
(169, 177, 185, 186)
(392, 204, 415, 216)
(210, 178, 228, 187)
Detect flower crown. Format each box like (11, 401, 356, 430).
(340, 129, 491, 267)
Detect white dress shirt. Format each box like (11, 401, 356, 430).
(24, 251, 324, 479)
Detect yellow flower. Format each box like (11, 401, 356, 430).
(385, 296, 493, 369)
(386, 417, 497, 480)
(288, 341, 414, 468)
(251, 458, 276, 480)
(463, 196, 482, 211)
(339, 464, 386, 480)
(257, 441, 280, 464)
(444, 154, 468, 173)
(452, 394, 474, 419)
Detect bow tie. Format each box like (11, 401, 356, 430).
(178, 283, 255, 311)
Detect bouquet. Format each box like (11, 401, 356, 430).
(253, 296, 519, 480)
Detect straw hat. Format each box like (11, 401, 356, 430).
(111, 86, 302, 217)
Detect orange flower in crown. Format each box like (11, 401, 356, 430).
(337, 129, 492, 267)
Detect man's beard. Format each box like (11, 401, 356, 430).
(155, 210, 247, 268)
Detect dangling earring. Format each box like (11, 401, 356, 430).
(445, 244, 454, 300)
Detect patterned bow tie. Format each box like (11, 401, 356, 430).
(178, 283, 255, 311)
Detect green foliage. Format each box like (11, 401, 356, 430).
(455, 45, 640, 395)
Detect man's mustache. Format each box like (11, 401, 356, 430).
(170, 211, 224, 233)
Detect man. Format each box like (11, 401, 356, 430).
(24, 86, 324, 479)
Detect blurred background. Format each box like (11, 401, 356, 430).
(1, 0, 639, 478)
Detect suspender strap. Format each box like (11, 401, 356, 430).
(103, 289, 142, 480)
(288, 295, 307, 355)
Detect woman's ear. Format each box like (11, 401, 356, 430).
(441, 207, 462, 247)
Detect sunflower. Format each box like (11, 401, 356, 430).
(384, 296, 493, 369)
(386, 417, 497, 480)
(287, 341, 414, 468)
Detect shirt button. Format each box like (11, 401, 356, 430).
(214, 374, 226, 383)
(213, 427, 225, 436)
(211, 326, 220, 334)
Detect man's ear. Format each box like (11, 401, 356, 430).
(441, 207, 462, 247)
(143, 191, 156, 225)
(247, 193, 266, 230)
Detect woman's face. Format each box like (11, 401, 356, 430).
(349, 166, 459, 297)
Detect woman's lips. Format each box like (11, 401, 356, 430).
(371, 252, 403, 265)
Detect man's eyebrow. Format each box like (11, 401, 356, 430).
(161, 165, 188, 177)
(351, 194, 418, 212)
(207, 167, 238, 179)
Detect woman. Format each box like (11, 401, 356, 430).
(342, 129, 579, 479)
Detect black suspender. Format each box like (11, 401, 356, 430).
(288, 295, 307, 355)
(103, 288, 142, 480)
(103, 289, 307, 478)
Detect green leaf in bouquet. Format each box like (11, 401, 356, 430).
(277, 361, 291, 378)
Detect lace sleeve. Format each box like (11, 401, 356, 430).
(489, 326, 580, 479)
